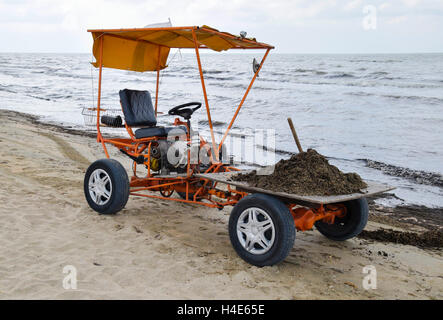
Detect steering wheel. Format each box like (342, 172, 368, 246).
(168, 102, 202, 120)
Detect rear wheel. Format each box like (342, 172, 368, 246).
(160, 188, 174, 198)
(228, 193, 296, 267)
(176, 180, 214, 201)
(177, 191, 199, 201)
(315, 198, 368, 241)
(84, 159, 129, 215)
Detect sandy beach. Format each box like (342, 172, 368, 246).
(0, 110, 441, 299)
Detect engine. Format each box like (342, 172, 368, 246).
(147, 135, 203, 175)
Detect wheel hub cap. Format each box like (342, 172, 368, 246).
(236, 207, 275, 255)
(88, 169, 112, 206)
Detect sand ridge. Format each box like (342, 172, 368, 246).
(0, 110, 441, 299)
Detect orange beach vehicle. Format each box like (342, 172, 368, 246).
(84, 25, 392, 266)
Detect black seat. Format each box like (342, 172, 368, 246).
(134, 126, 187, 139)
(119, 89, 157, 127)
(119, 89, 187, 139)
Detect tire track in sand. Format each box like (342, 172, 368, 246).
(37, 132, 90, 167)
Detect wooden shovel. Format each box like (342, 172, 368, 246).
(287, 117, 303, 153)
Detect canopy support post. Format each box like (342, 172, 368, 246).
(218, 48, 271, 154)
(192, 28, 219, 162)
(96, 35, 109, 158)
(155, 46, 161, 116)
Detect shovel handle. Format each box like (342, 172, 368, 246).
(287, 117, 303, 153)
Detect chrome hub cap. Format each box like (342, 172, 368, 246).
(236, 207, 275, 255)
(88, 169, 112, 205)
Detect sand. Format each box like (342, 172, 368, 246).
(0, 110, 442, 300)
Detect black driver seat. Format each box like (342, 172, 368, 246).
(134, 126, 187, 139)
(119, 89, 186, 139)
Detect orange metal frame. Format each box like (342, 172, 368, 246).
(91, 26, 345, 231)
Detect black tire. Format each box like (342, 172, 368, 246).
(177, 191, 197, 201)
(228, 193, 296, 267)
(160, 189, 174, 198)
(315, 198, 368, 241)
(176, 181, 214, 201)
(84, 159, 130, 215)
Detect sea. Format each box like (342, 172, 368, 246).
(0, 52, 442, 208)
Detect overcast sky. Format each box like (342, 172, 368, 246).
(0, 0, 442, 53)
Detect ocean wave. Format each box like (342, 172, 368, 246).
(367, 71, 391, 79)
(382, 94, 443, 104)
(0, 85, 17, 94)
(326, 73, 355, 79)
(361, 159, 443, 188)
(255, 144, 293, 156)
(252, 85, 280, 91)
(345, 91, 372, 97)
(203, 70, 224, 75)
(344, 91, 443, 104)
(46, 93, 73, 100)
(198, 120, 226, 127)
(349, 59, 401, 63)
(170, 66, 194, 72)
(0, 85, 54, 101)
(288, 69, 328, 75)
(380, 76, 402, 81)
(270, 71, 291, 76)
(210, 82, 247, 90)
(205, 75, 236, 81)
(53, 72, 91, 80)
(27, 94, 51, 101)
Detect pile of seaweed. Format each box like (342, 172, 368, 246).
(358, 228, 443, 249)
(231, 149, 367, 196)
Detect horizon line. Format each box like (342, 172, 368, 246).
(0, 51, 442, 55)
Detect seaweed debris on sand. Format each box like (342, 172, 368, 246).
(231, 149, 367, 196)
(358, 228, 443, 249)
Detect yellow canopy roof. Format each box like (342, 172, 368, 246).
(88, 25, 273, 72)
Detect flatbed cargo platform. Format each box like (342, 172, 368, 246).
(195, 172, 395, 206)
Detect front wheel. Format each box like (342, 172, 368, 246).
(315, 198, 368, 241)
(229, 193, 296, 267)
(84, 159, 130, 215)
